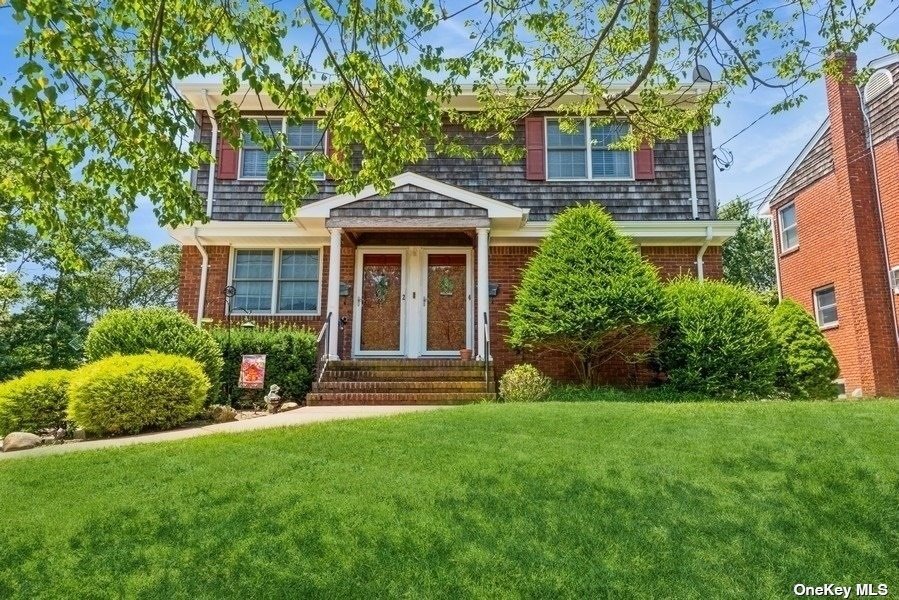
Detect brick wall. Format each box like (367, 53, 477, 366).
(772, 55, 899, 396)
(178, 241, 722, 386)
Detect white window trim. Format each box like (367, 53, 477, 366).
(813, 285, 838, 329)
(544, 117, 636, 182)
(890, 266, 899, 294)
(778, 202, 799, 252)
(237, 117, 327, 182)
(227, 246, 324, 316)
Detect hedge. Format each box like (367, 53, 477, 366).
(770, 299, 840, 398)
(68, 353, 209, 435)
(84, 308, 223, 398)
(658, 279, 778, 397)
(211, 326, 317, 407)
(0, 369, 73, 435)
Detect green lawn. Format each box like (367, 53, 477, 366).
(1, 401, 897, 599)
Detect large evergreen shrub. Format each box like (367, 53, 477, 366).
(68, 353, 209, 435)
(0, 369, 73, 435)
(770, 299, 840, 398)
(84, 308, 223, 397)
(211, 326, 317, 407)
(505, 204, 666, 383)
(658, 279, 778, 397)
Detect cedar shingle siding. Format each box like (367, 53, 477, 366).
(193, 113, 715, 222)
(771, 62, 899, 206)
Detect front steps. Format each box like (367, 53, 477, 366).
(306, 359, 496, 405)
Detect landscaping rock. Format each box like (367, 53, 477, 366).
(73, 429, 87, 440)
(280, 402, 300, 412)
(206, 404, 238, 423)
(2, 432, 42, 452)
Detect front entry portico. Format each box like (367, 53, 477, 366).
(352, 247, 473, 358)
(296, 172, 529, 362)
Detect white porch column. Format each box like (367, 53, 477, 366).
(326, 227, 342, 360)
(476, 227, 491, 361)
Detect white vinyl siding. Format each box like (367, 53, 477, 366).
(779, 203, 798, 251)
(231, 249, 321, 315)
(813, 286, 838, 328)
(546, 118, 633, 180)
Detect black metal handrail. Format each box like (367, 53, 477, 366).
(315, 312, 332, 384)
(482, 311, 490, 393)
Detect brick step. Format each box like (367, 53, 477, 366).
(305, 392, 496, 406)
(320, 369, 486, 381)
(313, 380, 487, 392)
(328, 359, 487, 371)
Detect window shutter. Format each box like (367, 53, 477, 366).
(216, 133, 238, 180)
(524, 117, 546, 181)
(634, 143, 655, 180)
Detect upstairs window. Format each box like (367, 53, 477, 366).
(779, 203, 798, 251)
(240, 118, 281, 179)
(232, 249, 321, 315)
(814, 286, 838, 328)
(240, 118, 325, 180)
(546, 118, 633, 180)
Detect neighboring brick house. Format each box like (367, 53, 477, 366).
(765, 53, 899, 397)
(170, 84, 738, 402)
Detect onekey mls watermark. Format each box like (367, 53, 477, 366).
(793, 583, 889, 598)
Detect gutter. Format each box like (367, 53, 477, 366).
(192, 227, 210, 325)
(202, 90, 218, 218)
(687, 130, 699, 219)
(768, 215, 783, 300)
(696, 225, 713, 282)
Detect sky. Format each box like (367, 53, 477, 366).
(1, 4, 897, 249)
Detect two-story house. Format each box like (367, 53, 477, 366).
(765, 53, 899, 397)
(170, 84, 738, 403)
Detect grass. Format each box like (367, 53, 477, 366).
(1, 400, 897, 599)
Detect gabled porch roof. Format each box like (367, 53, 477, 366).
(294, 172, 529, 233)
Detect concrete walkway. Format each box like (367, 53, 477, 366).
(0, 405, 446, 461)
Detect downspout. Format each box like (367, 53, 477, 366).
(696, 225, 713, 282)
(202, 89, 218, 218)
(192, 228, 209, 325)
(858, 84, 899, 348)
(768, 215, 783, 300)
(687, 130, 699, 219)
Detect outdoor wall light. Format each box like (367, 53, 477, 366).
(489, 283, 500, 297)
(339, 282, 352, 296)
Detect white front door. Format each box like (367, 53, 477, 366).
(352, 246, 472, 358)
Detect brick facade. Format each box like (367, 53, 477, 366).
(178, 241, 721, 385)
(771, 54, 899, 396)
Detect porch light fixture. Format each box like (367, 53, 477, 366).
(339, 281, 351, 297)
(489, 283, 500, 297)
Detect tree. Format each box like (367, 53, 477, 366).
(1, 0, 896, 260)
(770, 299, 840, 398)
(506, 204, 665, 383)
(719, 198, 777, 295)
(0, 223, 181, 380)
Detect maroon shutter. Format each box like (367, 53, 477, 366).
(216, 133, 238, 180)
(524, 117, 546, 181)
(634, 143, 655, 180)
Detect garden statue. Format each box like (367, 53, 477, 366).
(264, 384, 283, 414)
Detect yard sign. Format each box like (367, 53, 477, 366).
(238, 354, 266, 389)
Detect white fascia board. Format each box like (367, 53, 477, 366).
(296, 172, 526, 220)
(492, 219, 740, 245)
(867, 53, 899, 70)
(168, 221, 327, 246)
(763, 119, 829, 211)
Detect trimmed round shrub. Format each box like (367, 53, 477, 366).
(68, 353, 209, 435)
(85, 308, 223, 397)
(0, 369, 73, 435)
(658, 279, 778, 397)
(770, 299, 840, 398)
(499, 364, 552, 403)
